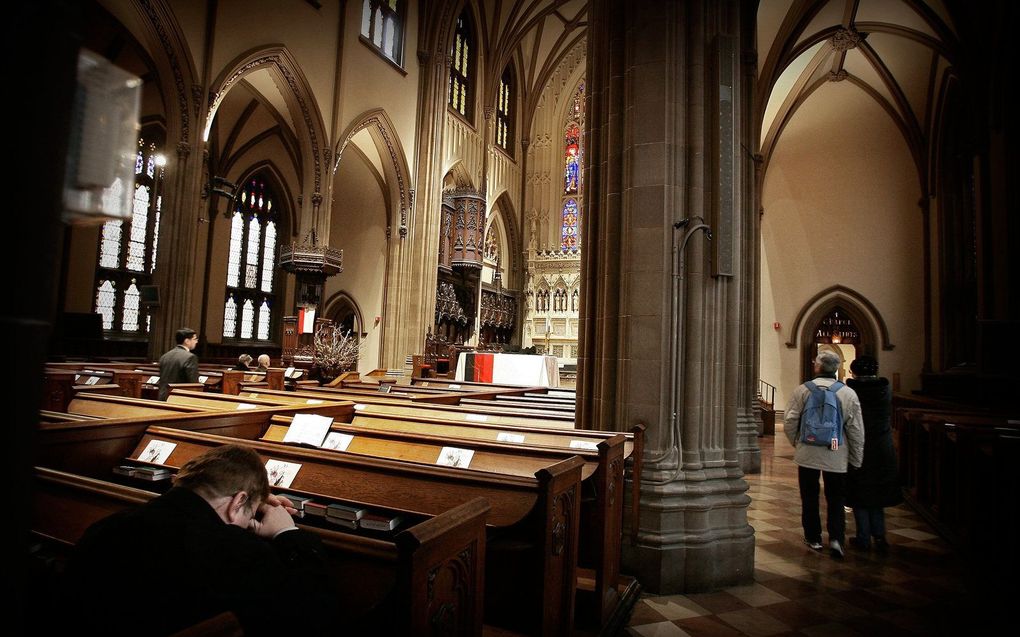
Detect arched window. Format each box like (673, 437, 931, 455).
(449, 9, 475, 120)
(95, 134, 164, 333)
(223, 176, 279, 341)
(361, 0, 406, 66)
(560, 81, 585, 250)
(496, 65, 515, 154)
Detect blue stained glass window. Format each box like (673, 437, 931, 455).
(561, 199, 579, 250)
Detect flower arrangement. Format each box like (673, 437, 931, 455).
(313, 324, 360, 379)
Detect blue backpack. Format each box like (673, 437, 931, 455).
(799, 381, 844, 448)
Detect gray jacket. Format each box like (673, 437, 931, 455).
(158, 345, 199, 401)
(784, 377, 864, 473)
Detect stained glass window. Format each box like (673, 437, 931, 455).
(561, 199, 578, 250)
(496, 66, 514, 154)
(563, 124, 580, 194)
(449, 9, 474, 119)
(223, 175, 280, 341)
(94, 134, 163, 333)
(560, 82, 585, 251)
(361, 0, 405, 65)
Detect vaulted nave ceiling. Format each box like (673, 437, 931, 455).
(757, 0, 958, 182)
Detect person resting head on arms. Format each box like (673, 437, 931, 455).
(65, 444, 333, 636)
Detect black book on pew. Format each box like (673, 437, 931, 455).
(278, 493, 314, 515)
(304, 502, 327, 518)
(360, 512, 404, 532)
(325, 515, 359, 530)
(326, 503, 365, 521)
(131, 467, 171, 481)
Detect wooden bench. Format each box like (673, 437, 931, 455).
(67, 393, 207, 418)
(31, 466, 489, 635)
(262, 411, 640, 627)
(126, 425, 584, 636)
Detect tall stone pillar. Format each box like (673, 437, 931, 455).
(579, 0, 754, 593)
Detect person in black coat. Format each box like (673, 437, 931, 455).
(65, 444, 335, 636)
(845, 355, 902, 551)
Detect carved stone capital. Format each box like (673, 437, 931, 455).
(483, 106, 495, 120)
(191, 84, 204, 115)
(417, 50, 430, 66)
(830, 28, 862, 52)
(398, 225, 408, 239)
(177, 141, 191, 158)
(828, 69, 848, 82)
(311, 192, 323, 207)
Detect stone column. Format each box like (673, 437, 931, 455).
(579, 0, 754, 593)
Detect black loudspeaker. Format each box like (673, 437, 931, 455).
(138, 284, 160, 307)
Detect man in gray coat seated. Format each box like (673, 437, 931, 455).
(784, 351, 865, 558)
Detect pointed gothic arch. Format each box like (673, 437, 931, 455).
(205, 46, 328, 199)
(333, 109, 413, 236)
(323, 291, 367, 339)
(786, 285, 896, 382)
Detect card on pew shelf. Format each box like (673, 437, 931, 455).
(199, 375, 209, 383)
(248, 393, 259, 398)
(305, 399, 324, 404)
(321, 432, 354, 451)
(283, 413, 334, 447)
(265, 460, 301, 488)
(235, 403, 258, 410)
(284, 367, 297, 379)
(496, 432, 526, 443)
(326, 503, 365, 521)
(465, 414, 488, 422)
(74, 374, 81, 382)
(84, 376, 100, 385)
(146, 375, 159, 385)
(377, 384, 392, 393)
(569, 440, 599, 451)
(360, 512, 404, 532)
(353, 404, 366, 411)
(448, 384, 462, 390)
(303, 501, 327, 518)
(436, 447, 474, 469)
(137, 440, 177, 464)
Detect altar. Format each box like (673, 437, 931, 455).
(455, 352, 560, 388)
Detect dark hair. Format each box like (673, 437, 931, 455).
(850, 355, 879, 376)
(175, 327, 197, 344)
(174, 444, 269, 507)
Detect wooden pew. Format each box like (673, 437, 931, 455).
(126, 426, 583, 636)
(67, 394, 207, 418)
(39, 410, 100, 423)
(166, 389, 341, 412)
(31, 466, 489, 636)
(262, 412, 638, 627)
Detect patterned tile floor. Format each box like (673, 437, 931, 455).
(624, 427, 998, 636)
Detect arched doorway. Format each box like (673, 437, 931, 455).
(787, 286, 895, 383)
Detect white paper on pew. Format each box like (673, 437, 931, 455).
(305, 399, 324, 404)
(235, 403, 257, 410)
(496, 432, 525, 443)
(265, 459, 301, 488)
(436, 447, 475, 469)
(85, 376, 100, 385)
(146, 376, 159, 385)
(569, 440, 599, 451)
(249, 393, 259, 398)
(284, 366, 296, 378)
(321, 432, 354, 451)
(353, 404, 366, 411)
(137, 440, 177, 464)
(466, 414, 488, 422)
(199, 375, 209, 383)
(74, 374, 81, 382)
(284, 413, 333, 447)
(448, 384, 462, 389)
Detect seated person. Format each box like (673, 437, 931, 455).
(65, 444, 335, 636)
(256, 354, 271, 371)
(233, 354, 253, 370)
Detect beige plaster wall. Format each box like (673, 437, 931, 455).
(759, 81, 924, 409)
(328, 149, 389, 372)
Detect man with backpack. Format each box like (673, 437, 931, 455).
(784, 351, 865, 558)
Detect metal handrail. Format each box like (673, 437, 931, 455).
(757, 379, 776, 409)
